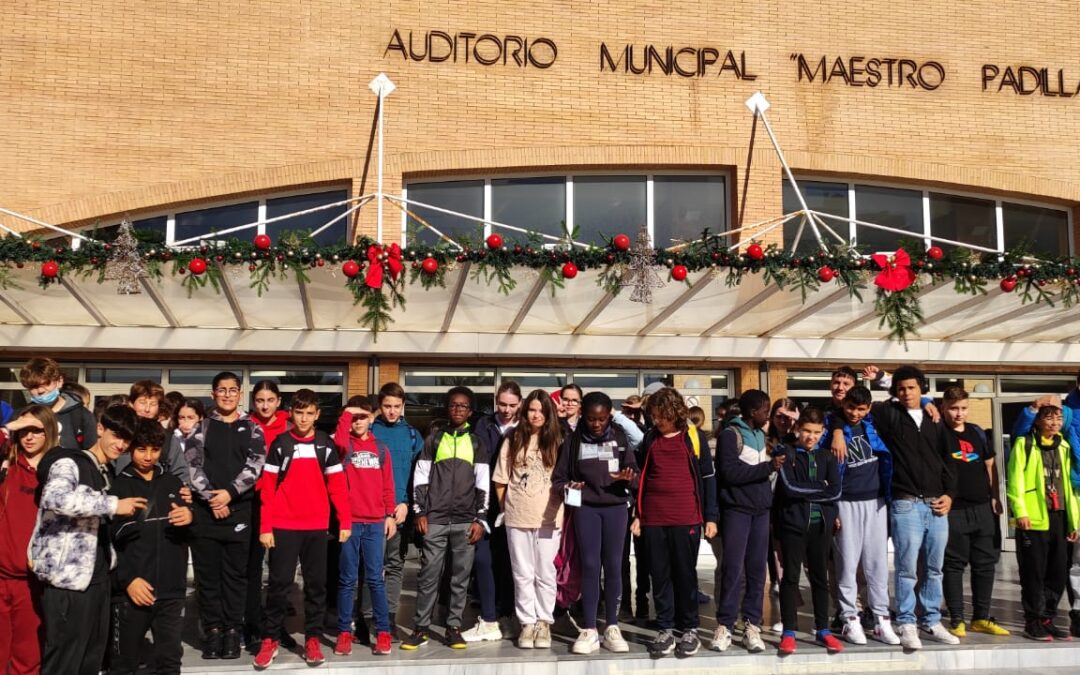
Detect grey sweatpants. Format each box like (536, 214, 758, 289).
(834, 498, 890, 620)
(413, 522, 475, 629)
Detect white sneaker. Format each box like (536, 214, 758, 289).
(517, 623, 535, 649)
(771, 621, 784, 634)
(572, 629, 600, 654)
(873, 616, 901, 645)
(898, 623, 922, 650)
(603, 625, 629, 653)
(533, 622, 552, 649)
(923, 622, 960, 645)
(743, 623, 765, 653)
(843, 617, 867, 645)
(462, 619, 503, 643)
(710, 625, 732, 652)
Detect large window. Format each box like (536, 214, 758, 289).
(403, 173, 727, 247)
(783, 178, 1072, 257)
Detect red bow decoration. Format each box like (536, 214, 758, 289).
(365, 243, 403, 289)
(871, 248, 917, 292)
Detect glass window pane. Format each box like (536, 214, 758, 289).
(571, 372, 638, 390)
(653, 176, 726, 248)
(174, 202, 258, 245)
(249, 370, 344, 387)
(266, 191, 350, 246)
(929, 193, 996, 253)
(134, 216, 167, 244)
(85, 367, 162, 384)
(572, 176, 646, 245)
(1000, 377, 1073, 394)
(167, 369, 226, 386)
(405, 181, 484, 247)
(1003, 203, 1070, 257)
(782, 180, 848, 254)
(853, 185, 923, 253)
(401, 369, 495, 388)
(500, 372, 567, 389)
(491, 177, 566, 241)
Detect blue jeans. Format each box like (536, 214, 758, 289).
(338, 522, 388, 633)
(890, 499, 949, 626)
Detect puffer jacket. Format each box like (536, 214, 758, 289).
(29, 448, 118, 591)
(412, 422, 490, 525)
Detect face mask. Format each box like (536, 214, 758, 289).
(30, 387, 61, 406)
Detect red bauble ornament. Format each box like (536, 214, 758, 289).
(746, 243, 764, 260)
(1000, 276, 1018, 293)
(561, 261, 578, 279)
(188, 258, 207, 275)
(613, 233, 631, 251)
(254, 234, 272, 250)
(342, 260, 361, 278)
(671, 264, 688, 281)
(31, 241, 41, 251)
(927, 246, 944, 261)
(40, 260, 59, 278)
(421, 257, 438, 274)
(485, 234, 503, 250)
(818, 266, 836, 282)
(316, 258, 325, 267)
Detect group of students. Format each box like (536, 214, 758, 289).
(2, 359, 1080, 673)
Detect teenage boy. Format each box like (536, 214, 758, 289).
(19, 356, 97, 450)
(463, 380, 521, 642)
(333, 397, 397, 657)
(869, 365, 957, 649)
(253, 389, 351, 669)
(401, 386, 490, 650)
(367, 382, 424, 639)
(114, 380, 191, 485)
(110, 418, 194, 675)
(31, 405, 147, 675)
(712, 389, 784, 654)
(186, 372, 265, 660)
(827, 385, 899, 645)
(775, 407, 843, 655)
(939, 387, 1008, 638)
(828, 367, 859, 415)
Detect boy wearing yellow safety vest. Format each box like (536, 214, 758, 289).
(1008, 404, 1080, 642)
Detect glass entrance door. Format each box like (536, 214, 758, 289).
(992, 396, 1039, 552)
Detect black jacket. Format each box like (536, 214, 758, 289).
(871, 401, 956, 500)
(412, 423, 490, 525)
(773, 443, 842, 535)
(474, 413, 515, 525)
(55, 392, 97, 451)
(636, 426, 718, 524)
(109, 466, 191, 601)
(552, 425, 636, 508)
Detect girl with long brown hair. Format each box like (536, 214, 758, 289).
(492, 389, 563, 650)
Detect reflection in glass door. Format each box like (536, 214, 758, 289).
(992, 397, 1039, 551)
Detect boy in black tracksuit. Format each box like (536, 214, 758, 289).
(110, 419, 194, 675)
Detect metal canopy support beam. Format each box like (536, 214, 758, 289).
(215, 264, 250, 330)
(760, 287, 850, 338)
(440, 263, 471, 333)
(944, 301, 1045, 341)
(637, 272, 715, 336)
(507, 275, 547, 335)
(139, 277, 179, 328)
(573, 291, 615, 335)
(824, 283, 943, 339)
(921, 290, 1002, 325)
(701, 285, 781, 337)
(296, 275, 315, 331)
(0, 293, 37, 324)
(59, 278, 110, 327)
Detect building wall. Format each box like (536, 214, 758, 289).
(2, 0, 1078, 235)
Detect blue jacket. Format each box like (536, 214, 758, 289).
(372, 417, 423, 505)
(821, 411, 894, 502)
(715, 416, 773, 513)
(1013, 403, 1080, 488)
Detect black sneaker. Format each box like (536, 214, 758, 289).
(675, 630, 700, 657)
(1071, 611, 1080, 638)
(446, 626, 467, 649)
(648, 629, 676, 658)
(1025, 620, 1052, 641)
(400, 628, 430, 651)
(1043, 619, 1071, 641)
(202, 628, 223, 660)
(221, 628, 242, 659)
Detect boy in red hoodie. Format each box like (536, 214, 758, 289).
(252, 389, 351, 670)
(332, 397, 397, 656)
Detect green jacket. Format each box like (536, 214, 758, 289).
(1007, 433, 1080, 533)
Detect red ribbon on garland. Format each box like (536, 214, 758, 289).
(872, 248, 916, 292)
(365, 243, 403, 289)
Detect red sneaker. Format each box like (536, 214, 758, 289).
(373, 631, 393, 655)
(816, 631, 845, 654)
(334, 631, 353, 656)
(778, 633, 797, 655)
(252, 639, 279, 670)
(304, 637, 325, 666)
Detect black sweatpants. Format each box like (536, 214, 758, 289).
(110, 598, 184, 675)
(264, 529, 328, 639)
(620, 508, 651, 616)
(1016, 510, 1068, 622)
(779, 519, 832, 634)
(42, 581, 110, 675)
(245, 504, 266, 634)
(191, 525, 250, 632)
(642, 524, 701, 631)
(943, 502, 1000, 622)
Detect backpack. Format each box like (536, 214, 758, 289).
(276, 436, 331, 486)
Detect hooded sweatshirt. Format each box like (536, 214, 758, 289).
(0, 452, 46, 579)
(55, 391, 97, 451)
(251, 410, 291, 452)
(716, 416, 773, 513)
(371, 417, 423, 506)
(334, 412, 396, 523)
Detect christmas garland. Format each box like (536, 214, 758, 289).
(0, 229, 1075, 346)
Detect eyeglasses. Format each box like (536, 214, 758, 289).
(447, 403, 472, 411)
(214, 388, 241, 396)
(562, 399, 581, 406)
